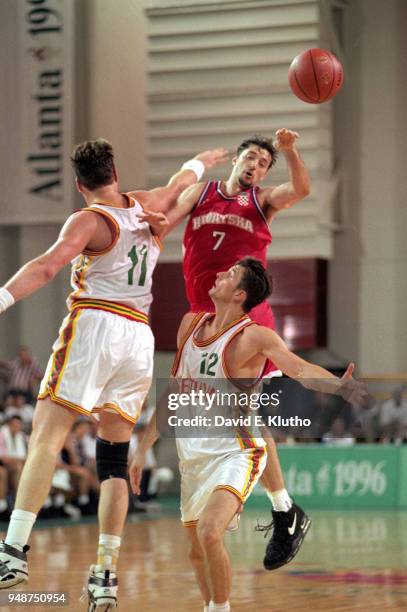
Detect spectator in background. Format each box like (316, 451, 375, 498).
(3, 392, 34, 434)
(60, 427, 99, 514)
(322, 416, 356, 447)
(72, 417, 97, 476)
(0, 415, 27, 500)
(0, 346, 44, 403)
(379, 388, 407, 443)
(352, 396, 381, 442)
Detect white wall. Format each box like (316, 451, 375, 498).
(329, 0, 407, 374)
(85, 0, 148, 191)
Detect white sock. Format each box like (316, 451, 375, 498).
(5, 509, 37, 548)
(204, 606, 210, 612)
(78, 494, 90, 506)
(97, 534, 121, 573)
(0, 499, 8, 512)
(267, 488, 292, 512)
(209, 602, 230, 611)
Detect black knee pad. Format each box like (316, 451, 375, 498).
(96, 437, 129, 482)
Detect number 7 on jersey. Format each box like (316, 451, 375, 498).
(212, 231, 225, 251)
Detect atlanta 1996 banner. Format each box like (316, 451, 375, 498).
(12, 0, 76, 224)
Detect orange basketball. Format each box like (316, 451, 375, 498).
(288, 48, 344, 104)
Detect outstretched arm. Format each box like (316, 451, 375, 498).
(130, 148, 229, 214)
(0, 211, 98, 311)
(262, 129, 310, 220)
(252, 327, 366, 405)
(160, 182, 207, 238)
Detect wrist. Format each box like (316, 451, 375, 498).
(0, 287, 15, 314)
(282, 145, 298, 155)
(181, 159, 205, 181)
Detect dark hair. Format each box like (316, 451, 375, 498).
(237, 258, 273, 312)
(236, 135, 278, 169)
(7, 414, 22, 423)
(72, 418, 91, 431)
(70, 139, 115, 190)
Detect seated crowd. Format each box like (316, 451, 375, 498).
(0, 346, 405, 520)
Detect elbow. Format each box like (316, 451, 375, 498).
(37, 259, 59, 283)
(298, 184, 311, 198)
(42, 263, 58, 282)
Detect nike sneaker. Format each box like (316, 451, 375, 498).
(256, 502, 311, 570)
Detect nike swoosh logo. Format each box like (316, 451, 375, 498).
(288, 513, 297, 535)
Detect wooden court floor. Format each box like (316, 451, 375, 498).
(0, 508, 406, 611)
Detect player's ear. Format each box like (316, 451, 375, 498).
(112, 166, 118, 183)
(75, 177, 84, 194)
(231, 155, 238, 167)
(233, 288, 246, 305)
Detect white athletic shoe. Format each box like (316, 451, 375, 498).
(82, 565, 118, 611)
(0, 541, 29, 588)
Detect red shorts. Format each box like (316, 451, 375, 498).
(189, 300, 280, 377)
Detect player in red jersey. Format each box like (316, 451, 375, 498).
(162, 130, 312, 571)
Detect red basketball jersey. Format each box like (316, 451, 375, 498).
(183, 180, 272, 311)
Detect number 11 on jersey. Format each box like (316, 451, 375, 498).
(128, 244, 148, 286)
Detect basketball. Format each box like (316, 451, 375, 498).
(288, 48, 343, 104)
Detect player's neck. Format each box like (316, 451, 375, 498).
(223, 177, 248, 196)
(211, 303, 246, 331)
(84, 185, 127, 208)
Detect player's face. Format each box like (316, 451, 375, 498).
(209, 265, 245, 304)
(232, 145, 272, 189)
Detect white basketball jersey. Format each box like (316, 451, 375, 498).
(68, 196, 161, 316)
(172, 313, 266, 461)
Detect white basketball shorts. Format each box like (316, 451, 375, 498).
(180, 447, 267, 526)
(39, 307, 154, 424)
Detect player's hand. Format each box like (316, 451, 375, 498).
(137, 209, 169, 236)
(129, 451, 146, 495)
(338, 363, 369, 408)
(194, 148, 229, 169)
(274, 128, 299, 151)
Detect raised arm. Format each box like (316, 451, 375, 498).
(161, 183, 207, 238)
(129, 148, 229, 214)
(262, 129, 310, 220)
(0, 211, 98, 312)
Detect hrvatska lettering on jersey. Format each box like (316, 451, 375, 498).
(183, 181, 271, 312)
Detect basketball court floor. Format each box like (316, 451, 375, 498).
(1, 506, 406, 611)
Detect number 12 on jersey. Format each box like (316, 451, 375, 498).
(128, 245, 148, 286)
(200, 352, 219, 376)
